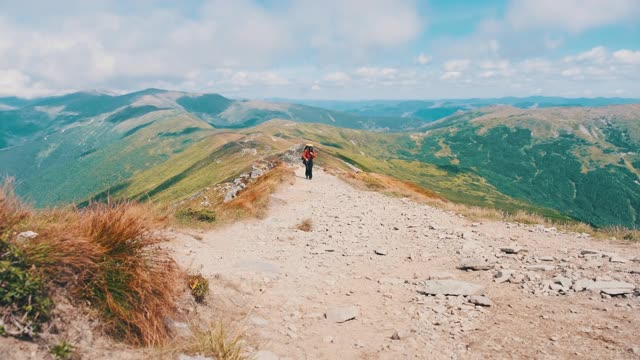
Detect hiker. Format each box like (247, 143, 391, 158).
(301, 144, 317, 180)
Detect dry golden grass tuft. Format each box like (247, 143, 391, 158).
(2, 180, 181, 346)
(296, 218, 313, 232)
(181, 322, 248, 360)
(0, 178, 31, 236)
(339, 171, 445, 203)
(77, 201, 180, 345)
(217, 163, 294, 222)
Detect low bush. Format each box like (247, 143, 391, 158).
(0, 179, 52, 338)
(187, 274, 209, 303)
(0, 238, 53, 338)
(176, 208, 217, 223)
(50, 339, 75, 359)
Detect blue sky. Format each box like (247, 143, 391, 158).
(0, 0, 639, 99)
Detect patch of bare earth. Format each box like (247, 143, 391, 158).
(165, 165, 640, 359)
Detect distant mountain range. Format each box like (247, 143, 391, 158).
(1, 89, 639, 229)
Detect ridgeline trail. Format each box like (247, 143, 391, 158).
(167, 165, 640, 360)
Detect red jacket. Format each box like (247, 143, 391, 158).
(302, 148, 316, 160)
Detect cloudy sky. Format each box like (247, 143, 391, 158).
(1, 0, 639, 99)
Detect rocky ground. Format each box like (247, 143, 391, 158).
(167, 165, 640, 360)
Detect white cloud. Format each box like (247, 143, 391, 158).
(440, 71, 462, 80)
(323, 71, 351, 84)
(0, 0, 423, 97)
(564, 46, 607, 63)
(506, 0, 640, 33)
(613, 49, 640, 64)
(354, 67, 399, 79)
(443, 59, 470, 72)
(416, 53, 432, 65)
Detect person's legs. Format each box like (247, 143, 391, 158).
(308, 159, 313, 180)
(305, 160, 310, 179)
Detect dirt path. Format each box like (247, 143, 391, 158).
(168, 165, 640, 360)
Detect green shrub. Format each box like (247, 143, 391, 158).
(50, 339, 75, 359)
(187, 274, 209, 303)
(0, 237, 52, 338)
(176, 208, 217, 223)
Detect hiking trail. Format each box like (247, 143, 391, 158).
(167, 165, 640, 360)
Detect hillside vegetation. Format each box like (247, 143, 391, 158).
(1, 90, 639, 229)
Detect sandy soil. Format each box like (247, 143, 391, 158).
(167, 165, 640, 360)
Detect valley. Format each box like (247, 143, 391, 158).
(1, 90, 639, 229)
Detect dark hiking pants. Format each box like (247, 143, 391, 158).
(305, 159, 314, 179)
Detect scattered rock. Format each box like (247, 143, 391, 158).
(500, 245, 523, 254)
(601, 288, 633, 296)
(424, 272, 456, 280)
(418, 280, 484, 296)
(494, 269, 514, 283)
(16, 231, 38, 242)
(586, 281, 636, 295)
(572, 279, 595, 292)
(609, 256, 627, 263)
(553, 276, 573, 290)
(458, 258, 494, 271)
(580, 249, 600, 256)
(374, 249, 388, 256)
(538, 256, 555, 262)
(391, 331, 401, 340)
(468, 295, 493, 307)
(526, 265, 555, 272)
(325, 306, 359, 323)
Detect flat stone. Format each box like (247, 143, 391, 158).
(325, 306, 359, 323)
(418, 280, 484, 296)
(553, 276, 573, 289)
(500, 245, 523, 254)
(539, 256, 555, 262)
(424, 272, 456, 280)
(586, 281, 635, 293)
(526, 265, 555, 271)
(580, 249, 600, 255)
(468, 295, 493, 307)
(494, 269, 514, 283)
(610, 256, 627, 263)
(374, 249, 388, 256)
(458, 258, 494, 271)
(16, 231, 38, 242)
(601, 288, 634, 296)
(573, 279, 595, 291)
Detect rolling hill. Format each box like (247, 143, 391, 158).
(1, 90, 639, 229)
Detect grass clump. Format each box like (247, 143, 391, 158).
(0, 179, 52, 338)
(2, 178, 181, 345)
(184, 322, 247, 360)
(187, 274, 209, 303)
(50, 339, 75, 359)
(0, 239, 53, 338)
(176, 208, 217, 223)
(78, 201, 180, 345)
(296, 218, 313, 232)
